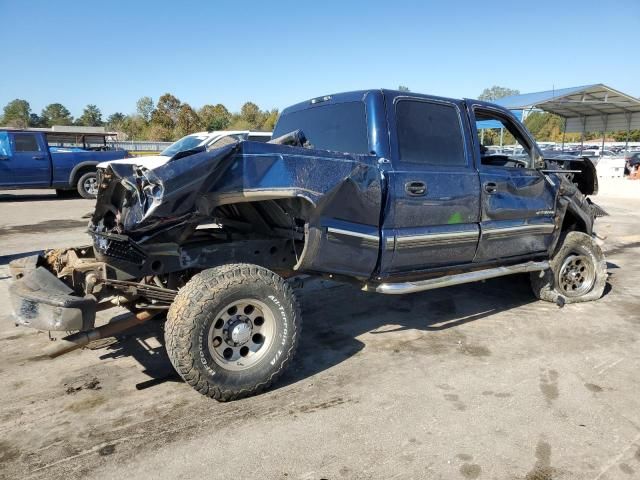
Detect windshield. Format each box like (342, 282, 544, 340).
(160, 134, 210, 157)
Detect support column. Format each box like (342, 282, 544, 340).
(600, 114, 608, 153)
(625, 112, 632, 153)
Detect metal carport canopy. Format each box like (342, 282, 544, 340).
(493, 84, 640, 134)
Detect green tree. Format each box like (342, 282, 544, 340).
(151, 93, 181, 130)
(136, 96, 154, 122)
(478, 86, 520, 101)
(2, 99, 31, 128)
(175, 104, 201, 138)
(198, 104, 231, 130)
(261, 109, 279, 131)
(524, 112, 564, 141)
(121, 115, 146, 140)
(239, 101, 261, 128)
(106, 112, 126, 131)
(29, 113, 45, 127)
(78, 104, 103, 126)
(41, 103, 73, 126)
(147, 123, 173, 141)
(398, 85, 410, 92)
(227, 117, 252, 130)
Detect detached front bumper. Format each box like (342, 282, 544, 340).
(9, 256, 96, 332)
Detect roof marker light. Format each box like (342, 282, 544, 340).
(311, 96, 332, 105)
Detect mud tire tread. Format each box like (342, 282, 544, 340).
(165, 263, 301, 401)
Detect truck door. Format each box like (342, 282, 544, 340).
(466, 102, 557, 262)
(379, 94, 481, 276)
(2, 132, 50, 187)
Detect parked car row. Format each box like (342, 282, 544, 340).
(0, 129, 272, 198)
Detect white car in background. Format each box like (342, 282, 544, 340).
(100, 131, 271, 170)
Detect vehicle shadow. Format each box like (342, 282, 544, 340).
(0, 252, 44, 272)
(91, 273, 553, 393)
(0, 191, 84, 202)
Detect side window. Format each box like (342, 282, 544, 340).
(474, 109, 533, 168)
(396, 100, 466, 166)
(13, 133, 41, 152)
(0, 132, 10, 156)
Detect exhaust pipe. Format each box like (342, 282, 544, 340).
(44, 310, 159, 358)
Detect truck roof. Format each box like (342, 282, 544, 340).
(279, 89, 509, 118)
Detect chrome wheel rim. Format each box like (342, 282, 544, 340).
(83, 176, 98, 196)
(558, 254, 595, 297)
(207, 299, 275, 371)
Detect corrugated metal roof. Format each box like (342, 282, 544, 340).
(491, 84, 640, 133)
(493, 85, 598, 109)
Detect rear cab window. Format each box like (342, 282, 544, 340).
(395, 100, 467, 167)
(273, 101, 369, 155)
(247, 134, 270, 143)
(13, 133, 42, 152)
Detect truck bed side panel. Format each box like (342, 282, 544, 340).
(51, 150, 128, 187)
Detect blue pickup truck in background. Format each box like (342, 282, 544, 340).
(0, 128, 129, 198)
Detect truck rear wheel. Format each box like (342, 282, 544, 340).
(77, 171, 98, 199)
(530, 231, 607, 304)
(165, 264, 301, 401)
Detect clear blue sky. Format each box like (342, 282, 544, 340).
(2, 0, 639, 118)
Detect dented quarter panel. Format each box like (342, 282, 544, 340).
(93, 140, 383, 279)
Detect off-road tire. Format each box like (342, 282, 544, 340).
(76, 171, 98, 199)
(165, 264, 301, 401)
(530, 231, 607, 304)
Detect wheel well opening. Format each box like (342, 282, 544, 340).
(73, 165, 97, 184)
(190, 198, 314, 273)
(561, 209, 587, 234)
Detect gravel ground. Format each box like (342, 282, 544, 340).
(0, 181, 638, 480)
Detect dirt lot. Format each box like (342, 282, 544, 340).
(1, 182, 639, 480)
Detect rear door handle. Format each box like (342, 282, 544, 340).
(405, 181, 427, 196)
(32, 155, 46, 160)
(484, 182, 498, 194)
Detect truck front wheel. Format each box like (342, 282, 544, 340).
(165, 264, 301, 401)
(77, 171, 98, 199)
(530, 231, 607, 304)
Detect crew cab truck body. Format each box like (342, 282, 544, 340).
(8, 90, 606, 401)
(0, 129, 128, 198)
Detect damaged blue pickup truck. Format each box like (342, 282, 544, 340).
(9, 89, 607, 400)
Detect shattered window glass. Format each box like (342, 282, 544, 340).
(273, 101, 369, 154)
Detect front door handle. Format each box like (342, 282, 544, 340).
(32, 155, 46, 160)
(484, 182, 498, 194)
(405, 181, 426, 196)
